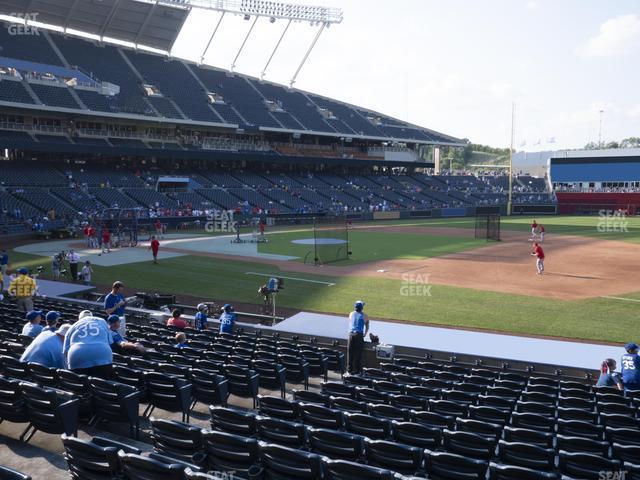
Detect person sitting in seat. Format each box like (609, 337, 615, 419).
(175, 332, 188, 349)
(63, 310, 114, 379)
(20, 323, 71, 369)
(107, 315, 145, 354)
(22, 310, 44, 338)
(43, 311, 60, 332)
(596, 358, 623, 390)
(167, 309, 188, 329)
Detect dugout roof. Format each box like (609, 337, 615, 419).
(0, 0, 189, 51)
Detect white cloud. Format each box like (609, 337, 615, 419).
(627, 105, 640, 118)
(582, 14, 640, 57)
(525, 1, 539, 11)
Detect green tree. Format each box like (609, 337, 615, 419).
(621, 137, 640, 148)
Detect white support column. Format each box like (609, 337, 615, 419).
(289, 21, 326, 88)
(231, 16, 258, 72)
(199, 11, 226, 64)
(261, 19, 292, 80)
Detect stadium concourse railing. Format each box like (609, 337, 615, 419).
(43, 293, 597, 383)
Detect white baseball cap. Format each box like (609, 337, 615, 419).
(56, 324, 72, 336)
(78, 310, 93, 320)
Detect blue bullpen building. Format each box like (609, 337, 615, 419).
(549, 148, 640, 191)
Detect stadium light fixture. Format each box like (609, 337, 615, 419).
(158, 0, 343, 24)
(177, 0, 342, 83)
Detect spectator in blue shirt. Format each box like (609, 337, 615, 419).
(20, 324, 70, 369)
(43, 311, 60, 332)
(63, 310, 113, 379)
(194, 303, 208, 330)
(104, 281, 128, 337)
(22, 310, 44, 338)
(175, 332, 188, 349)
(621, 342, 640, 391)
(106, 315, 145, 354)
(218, 304, 236, 335)
(347, 300, 369, 375)
(596, 358, 623, 390)
(0, 249, 8, 276)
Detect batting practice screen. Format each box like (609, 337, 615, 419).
(313, 218, 350, 265)
(475, 213, 501, 241)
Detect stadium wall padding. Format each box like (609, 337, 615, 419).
(556, 192, 640, 214)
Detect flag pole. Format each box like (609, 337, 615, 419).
(507, 102, 515, 217)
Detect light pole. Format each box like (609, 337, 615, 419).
(598, 110, 604, 148)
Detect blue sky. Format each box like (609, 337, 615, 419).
(171, 0, 640, 150)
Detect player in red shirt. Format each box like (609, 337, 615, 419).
(101, 228, 111, 254)
(539, 224, 545, 242)
(149, 236, 160, 264)
(530, 220, 538, 240)
(88, 225, 97, 248)
(531, 241, 545, 275)
(83, 225, 90, 247)
(154, 219, 163, 239)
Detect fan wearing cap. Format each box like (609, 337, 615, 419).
(347, 300, 370, 375)
(8, 267, 37, 312)
(20, 323, 70, 369)
(43, 311, 61, 332)
(62, 310, 114, 379)
(107, 315, 145, 354)
(219, 304, 236, 335)
(194, 303, 209, 331)
(21, 310, 44, 338)
(621, 342, 640, 391)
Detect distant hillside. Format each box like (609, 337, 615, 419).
(468, 150, 509, 165)
(442, 142, 510, 170)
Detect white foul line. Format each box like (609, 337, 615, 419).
(245, 272, 335, 286)
(600, 296, 640, 303)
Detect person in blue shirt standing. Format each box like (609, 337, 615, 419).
(43, 311, 60, 332)
(347, 300, 369, 375)
(0, 249, 8, 276)
(104, 281, 128, 337)
(20, 323, 70, 369)
(621, 342, 640, 391)
(219, 304, 236, 335)
(63, 310, 113, 379)
(22, 310, 44, 338)
(194, 303, 208, 330)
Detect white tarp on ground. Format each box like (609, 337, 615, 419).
(276, 311, 621, 370)
(15, 233, 297, 267)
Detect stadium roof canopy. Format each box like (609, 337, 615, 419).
(0, 0, 190, 52)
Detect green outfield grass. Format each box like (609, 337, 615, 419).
(339, 215, 640, 243)
(5, 215, 640, 344)
(259, 229, 485, 264)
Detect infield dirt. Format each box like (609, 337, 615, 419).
(158, 225, 640, 300)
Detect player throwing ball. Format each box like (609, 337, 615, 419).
(531, 241, 545, 275)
